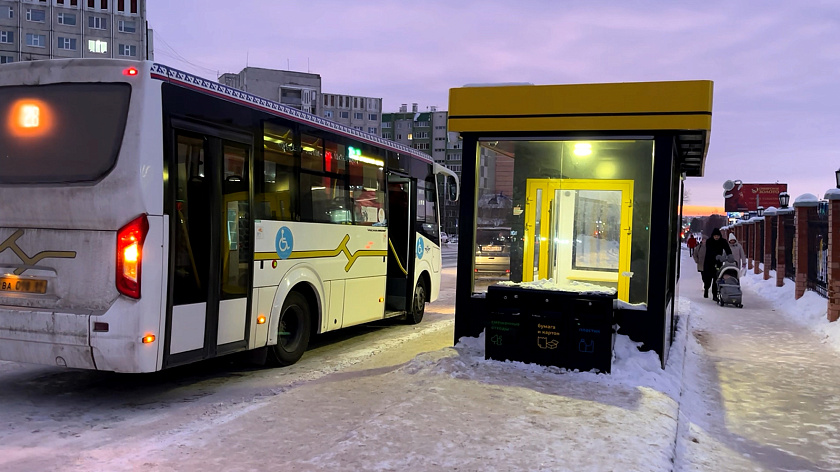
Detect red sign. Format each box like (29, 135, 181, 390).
(724, 183, 787, 212)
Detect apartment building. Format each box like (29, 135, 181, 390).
(218, 67, 321, 115)
(381, 103, 447, 164)
(321, 93, 382, 136)
(0, 0, 150, 64)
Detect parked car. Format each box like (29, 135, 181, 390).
(475, 227, 511, 277)
(440, 232, 449, 244)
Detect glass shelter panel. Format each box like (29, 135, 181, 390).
(473, 139, 653, 304)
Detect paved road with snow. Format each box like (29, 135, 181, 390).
(675, 251, 840, 471)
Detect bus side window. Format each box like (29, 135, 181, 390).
(258, 121, 296, 221)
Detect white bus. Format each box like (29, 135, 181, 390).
(0, 59, 458, 373)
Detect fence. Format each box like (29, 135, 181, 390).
(807, 204, 829, 297)
(783, 213, 796, 282)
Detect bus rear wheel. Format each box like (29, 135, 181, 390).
(269, 291, 312, 366)
(405, 280, 426, 325)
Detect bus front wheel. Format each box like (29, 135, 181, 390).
(405, 280, 427, 325)
(270, 291, 312, 366)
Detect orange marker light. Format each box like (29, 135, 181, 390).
(142, 334, 156, 344)
(8, 100, 51, 137)
(257, 315, 266, 324)
(379, 297, 384, 303)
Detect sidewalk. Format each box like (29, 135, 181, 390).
(674, 250, 840, 471)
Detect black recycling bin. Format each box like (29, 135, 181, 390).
(485, 285, 615, 373)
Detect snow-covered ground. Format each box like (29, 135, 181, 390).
(3, 249, 840, 471)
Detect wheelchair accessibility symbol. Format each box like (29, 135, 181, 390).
(416, 237, 424, 259)
(275, 226, 294, 259)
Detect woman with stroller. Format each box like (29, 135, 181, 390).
(694, 228, 732, 301)
(728, 233, 747, 275)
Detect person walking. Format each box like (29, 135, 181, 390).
(686, 234, 698, 256)
(699, 228, 732, 301)
(728, 233, 747, 274)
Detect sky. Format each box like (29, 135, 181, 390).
(146, 0, 840, 210)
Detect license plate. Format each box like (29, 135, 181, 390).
(482, 246, 502, 252)
(0, 276, 47, 294)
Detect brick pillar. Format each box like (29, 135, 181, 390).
(747, 223, 754, 270)
(764, 216, 772, 280)
(827, 198, 840, 322)
(754, 218, 762, 275)
(776, 213, 786, 287)
(794, 205, 810, 299)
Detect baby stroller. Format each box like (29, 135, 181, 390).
(715, 254, 743, 308)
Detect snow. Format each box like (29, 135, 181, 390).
(4, 249, 840, 470)
(739, 270, 840, 352)
(825, 188, 840, 200)
(497, 278, 617, 295)
(794, 193, 819, 205)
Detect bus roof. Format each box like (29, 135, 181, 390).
(150, 63, 434, 165)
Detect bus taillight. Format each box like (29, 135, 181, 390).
(116, 214, 149, 299)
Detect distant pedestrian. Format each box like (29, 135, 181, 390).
(686, 234, 698, 256)
(728, 233, 747, 274)
(698, 228, 732, 301)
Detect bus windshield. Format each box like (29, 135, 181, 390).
(0, 83, 131, 184)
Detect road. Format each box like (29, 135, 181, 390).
(0, 268, 458, 471)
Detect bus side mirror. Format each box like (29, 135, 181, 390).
(447, 176, 458, 202)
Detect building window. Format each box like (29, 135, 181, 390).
(382, 122, 391, 128)
(0, 55, 14, 64)
(72, 0, 79, 6)
(118, 20, 136, 33)
(368, 127, 377, 134)
(26, 8, 46, 22)
(117, 0, 124, 11)
(353, 112, 363, 120)
(100, 0, 108, 9)
(88, 38, 107, 53)
(354, 97, 358, 108)
(1, 6, 13, 19)
(415, 143, 430, 150)
(434, 148, 445, 153)
(57, 37, 77, 50)
(89, 16, 107, 30)
(26, 33, 46, 47)
(118, 43, 136, 56)
(368, 113, 378, 121)
(416, 121, 429, 127)
(57, 12, 77, 25)
(324, 110, 333, 118)
(339, 111, 349, 119)
(87, 0, 94, 7)
(0, 31, 13, 44)
(130, 0, 137, 13)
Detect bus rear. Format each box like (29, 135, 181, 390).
(0, 59, 165, 372)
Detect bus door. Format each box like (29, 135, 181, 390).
(523, 179, 634, 301)
(165, 126, 252, 366)
(385, 173, 414, 312)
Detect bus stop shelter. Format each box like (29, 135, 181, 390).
(448, 80, 713, 367)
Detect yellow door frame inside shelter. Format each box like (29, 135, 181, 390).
(523, 179, 634, 301)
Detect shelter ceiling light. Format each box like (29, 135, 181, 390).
(573, 143, 592, 156)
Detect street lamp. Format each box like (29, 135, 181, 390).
(835, 169, 840, 189)
(779, 192, 790, 208)
(757, 206, 764, 217)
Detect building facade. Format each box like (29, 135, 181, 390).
(0, 0, 150, 64)
(218, 67, 321, 115)
(321, 93, 382, 136)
